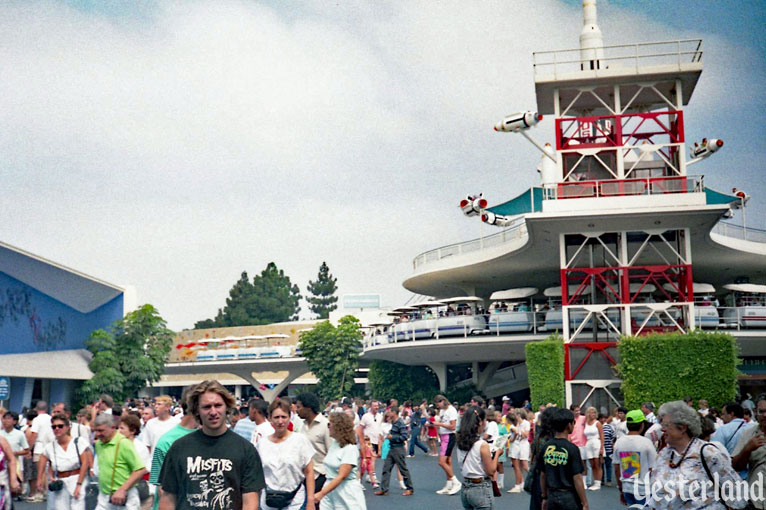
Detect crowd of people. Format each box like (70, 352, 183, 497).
(0, 387, 764, 510)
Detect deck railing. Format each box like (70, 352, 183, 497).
(712, 222, 766, 243)
(413, 217, 527, 270)
(533, 39, 703, 79)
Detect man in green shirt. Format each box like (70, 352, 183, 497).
(150, 387, 198, 510)
(94, 414, 147, 510)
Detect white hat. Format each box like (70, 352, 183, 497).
(502, 396, 510, 401)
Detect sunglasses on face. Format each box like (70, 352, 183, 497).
(52, 424, 67, 430)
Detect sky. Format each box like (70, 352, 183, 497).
(1, 0, 764, 331)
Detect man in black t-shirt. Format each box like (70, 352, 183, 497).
(538, 408, 589, 510)
(159, 380, 265, 510)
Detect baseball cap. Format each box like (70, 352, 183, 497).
(625, 410, 646, 424)
(340, 397, 352, 407)
(502, 396, 510, 401)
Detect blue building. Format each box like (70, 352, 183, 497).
(0, 241, 134, 411)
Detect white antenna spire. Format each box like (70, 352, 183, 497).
(580, 0, 604, 70)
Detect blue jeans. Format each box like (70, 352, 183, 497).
(603, 456, 612, 483)
(461, 479, 494, 510)
(623, 491, 645, 506)
(408, 425, 428, 455)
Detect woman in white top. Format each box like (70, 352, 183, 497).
(314, 413, 366, 510)
(508, 408, 530, 493)
(36, 413, 90, 510)
(456, 406, 502, 510)
(118, 414, 151, 506)
(256, 399, 315, 510)
(583, 406, 604, 490)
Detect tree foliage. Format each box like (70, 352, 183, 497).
(195, 263, 301, 328)
(525, 335, 565, 407)
(299, 316, 362, 400)
(617, 331, 739, 409)
(306, 262, 338, 319)
(367, 361, 439, 403)
(78, 304, 174, 405)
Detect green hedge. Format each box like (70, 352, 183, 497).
(367, 360, 439, 403)
(617, 331, 739, 409)
(526, 335, 565, 407)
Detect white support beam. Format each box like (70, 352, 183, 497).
(427, 362, 449, 392)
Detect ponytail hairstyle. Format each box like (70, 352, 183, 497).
(457, 405, 486, 452)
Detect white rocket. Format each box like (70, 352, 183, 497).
(494, 111, 542, 132)
(580, 0, 604, 70)
(481, 212, 513, 227)
(690, 138, 723, 159)
(460, 194, 487, 216)
(537, 142, 558, 185)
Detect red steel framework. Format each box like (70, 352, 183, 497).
(555, 110, 685, 151)
(564, 342, 618, 380)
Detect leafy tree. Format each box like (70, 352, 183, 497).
(368, 361, 439, 402)
(78, 304, 174, 405)
(306, 262, 338, 319)
(194, 263, 301, 327)
(299, 316, 362, 400)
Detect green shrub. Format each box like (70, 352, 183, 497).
(526, 335, 565, 407)
(617, 331, 739, 409)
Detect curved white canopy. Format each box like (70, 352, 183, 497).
(490, 287, 538, 301)
(441, 296, 484, 304)
(413, 300, 447, 308)
(724, 283, 766, 294)
(265, 333, 290, 339)
(629, 283, 657, 293)
(393, 306, 418, 312)
(662, 283, 715, 294)
(543, 286, 579, 297)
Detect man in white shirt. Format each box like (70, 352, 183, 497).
(641, 402, 656, 424)
(249, 399, 274, 447)
(612, 407, 629, 440)
(141, 395, 178, 462)
(434, 394, 460, 495)
(140, 406, 155, 432)
(52, 402, 90, 446)
(27, 401, 54, 501)
(297, 393, 332, 494)
(356, 400, 383, 488)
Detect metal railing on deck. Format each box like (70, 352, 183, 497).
(533, 39, 703, 79)
(543, 175, 704, 200)
(712, 222, 766, 243)
(413, 217, 528, 270)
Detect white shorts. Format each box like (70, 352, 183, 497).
(96, 488, 140, 510)
(583, 439, 601, 460)
(510, 440, 529, 461)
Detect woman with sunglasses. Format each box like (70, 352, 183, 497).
(36, 413, 91, 510)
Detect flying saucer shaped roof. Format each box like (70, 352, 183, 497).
(662, 283, 715, 294)
(724, 283, 766, 294)
(490, 288, 539, 301)
(441, 296, 484, 303)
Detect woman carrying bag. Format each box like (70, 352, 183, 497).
(256, 399, 315, 510)
(456, 406, 502, 510)
(36, 413, 91, 510)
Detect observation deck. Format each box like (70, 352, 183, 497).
(533, 39, 703, 114)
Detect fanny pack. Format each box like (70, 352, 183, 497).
(264, 485, 300, 509)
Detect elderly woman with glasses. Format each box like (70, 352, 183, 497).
(732, 394, 766, 510)
(647, 401, 746, 510)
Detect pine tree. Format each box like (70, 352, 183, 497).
(306, 261, 338, 319)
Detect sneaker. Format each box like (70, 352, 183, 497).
(446, 479, 461, 495)
(26, 494, 44, 503)
(508, 485, 523, 493)
(436, 481, 451, 494)
(372, 482, 380, 490)
(364, 474, 371, 484)
(406, 454, 414, 458)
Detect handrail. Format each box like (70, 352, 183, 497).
(712, 222, 766, 243)
(533, 39, 703, 79)
(412, 218, 528, 270)
(543, 175, 704, 200)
